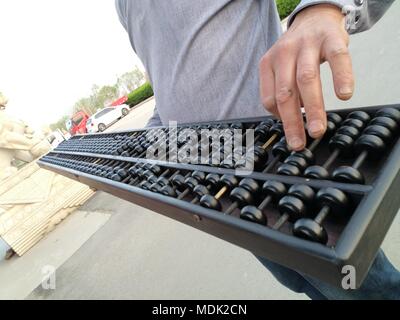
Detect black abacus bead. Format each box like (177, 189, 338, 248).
(262, 181, 287, 199)
(157, 177, 170, 187)
(332, 166, 364, 184)
(220, 174, 239, 188)
(293, 219, 328, 244)
(354, 134, 385, 154)
(160, 185, 177, 197)
(193, 185, 211, 198)
(363, 125, 392, 143)
(171, 174, 186, 191)
(293, 148, 315, 164)
(278, 195, 306, 221)
(239, 178, 260, 194)
(240, 206, 266, 225)
(229, 187, 254, 207)
(200, 194, 222, 211)
(184, 177, 200, 190)
(376, 108, 400, 124)
(342, 118, 364, 131)
(336, 126, 360, 139)
(272, 140, 290, 158)
(288, 185, 315, 205)
(284, 155, 308, 171)
(328, 134, 354, 152)
(304, 165, 330, 179)
(317, 188, 349, 216)
(192, 171, 206, 182)
(277, 163, 301, 176)
(327, 113, 343, 126)
(348, 111, 371, 123)
(370, 116, 398, 133)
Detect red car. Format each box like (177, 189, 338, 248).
(68, 111, 90, 135)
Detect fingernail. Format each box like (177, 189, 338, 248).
(308, 120, 325, 136)
(289, 137, 304, 150)
(339, 86, 353, 96)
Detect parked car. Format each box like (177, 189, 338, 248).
(86, 104, 130, 133)
(67, 111, 90, 136)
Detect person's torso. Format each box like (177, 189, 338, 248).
(119, 0, 282, 125)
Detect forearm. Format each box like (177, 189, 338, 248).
(288, 0, 395, 33)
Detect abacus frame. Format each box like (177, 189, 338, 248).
(38, 104, 400, 288)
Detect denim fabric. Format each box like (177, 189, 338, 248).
(256, 249, 400, 300)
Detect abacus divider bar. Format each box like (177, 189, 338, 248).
(314, 206, 331, 225)
(322, 148, 341, 170)
(352, 150, 368, 170)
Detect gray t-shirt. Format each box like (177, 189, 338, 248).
(115, 0, 393, 127)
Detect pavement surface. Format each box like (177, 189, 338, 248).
(12, 1, 400, 299)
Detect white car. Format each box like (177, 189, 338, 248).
(86, 104, 130, 133)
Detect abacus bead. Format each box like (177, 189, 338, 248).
(336, 126, 360, 139)
(284, 155, 308, 171)
(363, 125, 392, 143)
(229, 187, 253, 206)
(240, 206, 267, 225)
(332, 166, 364, 184)
(316, 188, 349, 216)
(327, 113, 343, 126)
(262, 181, 287, 199)
(328, 134, 354, 152)
(348, 110, 371, 123)
(293, 219, 328, 244)
(288, 185, 315, 204)
(239, 178, 260, 193)
(370, 116, 398, 133)
(200, 194, 222, 211)
(293, 148, 315, 164)
(304, 165, 330, 180)
(193, 185, 210, 198)
(376, 107, 400, 124)
(278, 195, 306, 221)
(277, 163, 301, 176)
(354, 134, 385, 154)
(160, 185, 177, 197)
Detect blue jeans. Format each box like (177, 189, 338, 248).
(256, 249, 400, 299)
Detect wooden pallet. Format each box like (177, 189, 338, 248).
(0, 161, 94, 256)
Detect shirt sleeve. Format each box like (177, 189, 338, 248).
(115, 0, 128, 31)
(288, 0, 395, 34)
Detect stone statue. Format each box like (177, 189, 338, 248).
(0, 95, 51, 181)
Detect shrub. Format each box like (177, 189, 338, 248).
(126, 82, 154, 107)
(276, 0, 301, 20)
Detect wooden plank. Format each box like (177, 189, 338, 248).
(0, 162, 40, 196)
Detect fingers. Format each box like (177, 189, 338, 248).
(274, 47, 306, 151)
(323, 34, 354, 101)
(296, 47, 327, 138)
(259, 56, 279, 117)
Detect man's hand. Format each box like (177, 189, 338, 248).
(259, 4, 354, 151)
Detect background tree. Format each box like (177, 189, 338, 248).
(49, 115, 69, 131)
(116, 67, 145, 96)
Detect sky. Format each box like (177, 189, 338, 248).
(0, 0, 144, 130)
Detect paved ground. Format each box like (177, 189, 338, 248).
(23, 2, 400, 299)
